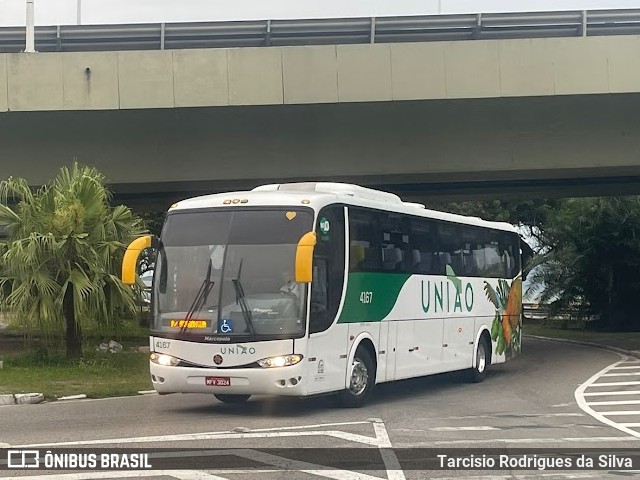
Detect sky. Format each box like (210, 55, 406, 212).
(1, 0, 640, 26)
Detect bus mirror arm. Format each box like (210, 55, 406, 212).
(121, 235, 159, 285)
(295, 231, 316, 283)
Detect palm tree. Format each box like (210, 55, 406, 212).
(0, 163, 147, 358)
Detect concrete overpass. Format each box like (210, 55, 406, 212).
(1, 11, 640, 203)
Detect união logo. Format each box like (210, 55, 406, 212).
(220, 345, 256, 355)
(421, 266, 474, 313)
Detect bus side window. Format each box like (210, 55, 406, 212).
(310, 206, 345, 334)
(349, 209, 382, 272)
(409, 217, 436, 275)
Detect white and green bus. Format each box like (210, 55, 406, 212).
(122, 182, 523, 407)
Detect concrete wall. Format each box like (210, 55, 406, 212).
(1, 35, 640, 112)
(1, 94, 640, 198)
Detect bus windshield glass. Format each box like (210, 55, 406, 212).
(153, 208, 313, 340)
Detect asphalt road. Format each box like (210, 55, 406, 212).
(0, 337, 638, 480)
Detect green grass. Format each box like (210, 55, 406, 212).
(525, 325, 640, 352)
(0, 348, 152, 400)
(0, 317, 152, 400)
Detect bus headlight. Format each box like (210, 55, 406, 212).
(257, 355, 303, 368)
(150, 353, 180, 366)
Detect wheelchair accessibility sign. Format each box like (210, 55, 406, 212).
(218, 319, 233, 334)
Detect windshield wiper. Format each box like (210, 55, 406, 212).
(183, 259, 215, 333)
(231, 258, 256, 335)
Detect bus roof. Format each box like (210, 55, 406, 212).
(169, 182, 517, 233)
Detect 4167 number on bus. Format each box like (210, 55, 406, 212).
(359, 291, 373, 304)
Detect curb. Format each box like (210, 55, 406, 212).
(58, 394, 87, 401)
(525, 334, 640, 359)
(0, 393, 45, 405)
(0, 390, 158, 406)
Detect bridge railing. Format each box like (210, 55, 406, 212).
(1, 9, 640, 53)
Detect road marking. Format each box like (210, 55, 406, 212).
(587, 399, 640, 406)
(611, 365, 640, 369)
(11, 420, 371, 447)
(230, 420, 371, 432)
(426, 413, 583, 420)
(620, 423, 640, 427)
(372, 420, 405, 480)
(430, 436, 640, 445)
(597, 410, 640, 416)
(583, 390, 640, 396)
(588, 380, 640, 387)
(10, 420, 403, 480)
(230, 449, 383, 480)
(147, 449, 384, 479)
(189, 470, 286, 474)
(602, 372, 640, 376)
(575, 357, 640, 438)
(430, 426, 499, 431)
(16, 430, 384, 448)
(520, 413, 583, 417)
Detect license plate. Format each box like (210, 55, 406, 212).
(205, 376, 230, 387)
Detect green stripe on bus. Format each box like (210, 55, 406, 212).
(337, 272, 411, 323)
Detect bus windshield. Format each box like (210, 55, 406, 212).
(153, 208, 313, 340)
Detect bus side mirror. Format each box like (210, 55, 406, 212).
(122, 235, 158, 285)
(295, 231, 316, 283)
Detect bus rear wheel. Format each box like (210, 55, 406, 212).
(470, 337, 490, 383)
(214, 394, 251, 404)
(337, 346, 376, 408)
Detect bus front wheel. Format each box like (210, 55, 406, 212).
(470, 337, 490, 383)
(337, 346, 376, 408)
(214, 394, 251, 404)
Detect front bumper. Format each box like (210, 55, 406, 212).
(150, 361, 307, 396)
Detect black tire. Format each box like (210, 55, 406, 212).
(214, 394, 251, 404)
(337, 347, 376, 408)
(470, 337, 490, 383)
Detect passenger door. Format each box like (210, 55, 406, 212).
(306, 206, 348, 394)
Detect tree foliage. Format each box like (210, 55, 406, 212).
(527, 197, 640, 331)
(0, 163, 147, 357)
(424, 198, 558, 242)
(135, 210, 165, 274)
(137, 210, 165, 238)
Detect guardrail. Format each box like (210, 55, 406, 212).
(523, 303, 599, 328)
(1, 9, 640, 53)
